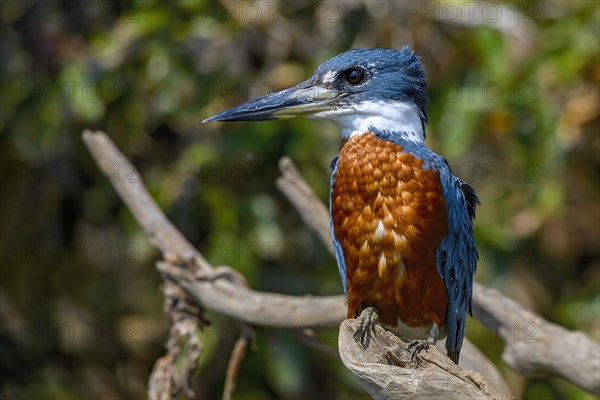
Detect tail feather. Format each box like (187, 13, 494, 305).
(447, 349, 460, 364)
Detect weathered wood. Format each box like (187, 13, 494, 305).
(84, 130, 346, 328)
(338, 320, 511, 399)
(82, 130, 599, 398)
(82, 130, 209, 272)
(156, 261, 346, 327)
(473, 283, 600, 394)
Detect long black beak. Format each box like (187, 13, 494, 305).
(203, 82, 345, 122)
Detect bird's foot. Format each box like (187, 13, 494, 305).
(354, 306, 379, 345)
(408, 323, 439, 361)
(408, 338, 435, 360)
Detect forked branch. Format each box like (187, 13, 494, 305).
(83, 130, 599, 397)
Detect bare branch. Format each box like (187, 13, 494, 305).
(449, 338, 511, 394)
(82, 130, 599, 397)
(338, 320, 510, 400)
(82, 130, 209, 273)
(473, 283, 600, 394)
(83, 130, 346, 328)
(148, 281, 204, 400)
(275, 156, 332, 247)
(223, 325, 253, 400)
(275, 156, 333, 254)
(156, 261, 346, 327)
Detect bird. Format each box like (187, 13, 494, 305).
(204, 47, 479, 364)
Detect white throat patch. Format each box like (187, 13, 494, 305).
(310, 100, 425, 142)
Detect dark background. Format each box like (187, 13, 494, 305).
(1, 1, 598, 399)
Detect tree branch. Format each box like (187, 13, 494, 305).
(473, 283, 600, 394)
(223, 325, 254, 400)
(82, 130, 599, 397)
(81, 130, 209, 272)
(275, 156, 332, 248)
(83, 130, 346, 329)
(339, 320, 508, 400)
(155, 261, 345, 327)
(148, 280, 204, 399)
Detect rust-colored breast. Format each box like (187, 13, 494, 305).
(332, 133, 448, 327)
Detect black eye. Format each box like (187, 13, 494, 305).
(344, 68, 365, 85)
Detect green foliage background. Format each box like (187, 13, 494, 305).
(1, 1, 598, 399)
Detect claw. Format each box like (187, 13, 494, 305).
(353, 306, 379, 345)
(408, 339, 432, 360)
(408, 323, 440, 361)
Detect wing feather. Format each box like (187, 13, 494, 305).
(437, 161, 479, 363)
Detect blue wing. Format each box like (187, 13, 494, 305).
(329, 156, 348, 294)
(437, 161, 479, 363)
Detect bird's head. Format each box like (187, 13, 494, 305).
(204, 47, 428, 141)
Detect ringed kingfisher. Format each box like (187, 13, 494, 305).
(204, 47, 479, 364)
